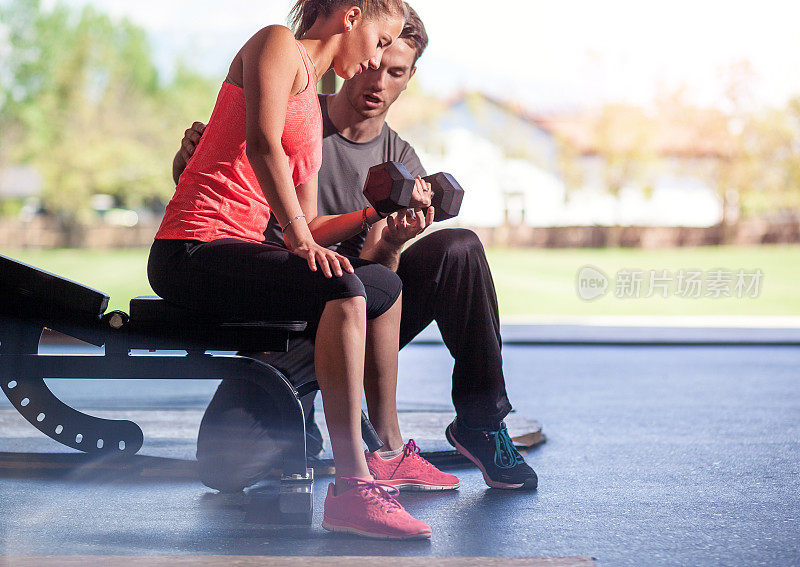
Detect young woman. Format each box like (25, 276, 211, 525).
(148, 1, 457, 539)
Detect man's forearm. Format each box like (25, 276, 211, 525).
(360, 237, 404, 272)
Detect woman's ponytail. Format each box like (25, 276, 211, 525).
(289, 0, 324, 40)
(289, 0, 407, 40)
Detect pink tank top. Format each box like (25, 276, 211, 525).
(156, 40, 322, 243)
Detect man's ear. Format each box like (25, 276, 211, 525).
(402, 66, 417, 92)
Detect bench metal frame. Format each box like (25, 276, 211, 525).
(0, 254, 318, 523)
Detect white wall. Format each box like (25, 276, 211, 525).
(413, 128, 723, 227)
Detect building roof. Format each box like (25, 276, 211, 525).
(446, 92, 737, 159)
(0, 165, 43, 198)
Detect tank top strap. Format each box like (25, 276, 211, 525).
(294, 41, 316, 95)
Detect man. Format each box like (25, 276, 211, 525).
(173, 6, 537, 491)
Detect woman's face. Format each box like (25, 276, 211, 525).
(334, 13, 404, 80)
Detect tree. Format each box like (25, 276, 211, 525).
(593, 104, 658, 199)
(550, 104, 659, 208)
(733, 98, 800, 217)
(0, 0, 217, 241)
(709, 60, 799, 221)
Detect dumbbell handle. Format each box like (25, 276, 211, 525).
(361, 411, 384, 452)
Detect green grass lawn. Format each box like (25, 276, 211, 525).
(487, 244, 799, 317)
(3, 245, 798, 316)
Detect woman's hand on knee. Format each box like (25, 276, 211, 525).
(293, 241, 354, 278)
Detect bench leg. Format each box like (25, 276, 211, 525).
(0, 318, 144, 456)
(239, 361, 314, 524)
(279, 468, 314, 525)
(239, 359, 309, 477)
(1, 376, 144, 455)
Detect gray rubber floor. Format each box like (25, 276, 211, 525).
(1, 325, 799, 566)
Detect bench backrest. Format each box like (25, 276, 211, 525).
(0, 254, 109, 323)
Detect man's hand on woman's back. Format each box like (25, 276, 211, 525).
(172, 122, 206, 184)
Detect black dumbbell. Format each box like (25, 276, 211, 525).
(363, 161, 416, 216)
(363, 161, 464, 222)
(423, 172, 465, 222)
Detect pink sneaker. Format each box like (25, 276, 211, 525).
(322, 477, 432, 539)
(365, 439, 460, 491)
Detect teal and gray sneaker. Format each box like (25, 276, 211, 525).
(445, 418, 538, 490)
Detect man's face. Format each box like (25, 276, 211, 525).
(341, 38, 418, 119)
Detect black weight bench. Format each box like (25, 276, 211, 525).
(0, 253, 378, 524)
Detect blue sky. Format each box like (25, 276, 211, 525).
(50, 0, 800, 111)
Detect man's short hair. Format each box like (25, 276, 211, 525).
(400, 4, 428, 65)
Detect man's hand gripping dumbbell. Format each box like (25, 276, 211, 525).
(363, 161, 465, 224)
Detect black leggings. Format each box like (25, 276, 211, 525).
(147, 238, 402, 331)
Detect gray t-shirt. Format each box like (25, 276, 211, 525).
(265, 94, 426, 256)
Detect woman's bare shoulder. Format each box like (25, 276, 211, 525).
(246, 24, 297, 52)
(232, 24, 304, 94)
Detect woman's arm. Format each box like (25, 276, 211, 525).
(309, 209, 387, 248)
(296, 177, 384, 249)
(241, 26, 352, 277)
(304, 175, 433, 249)
(242, 26, 307, 234)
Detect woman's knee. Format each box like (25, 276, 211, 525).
(317, 271, 367, 304)
(325, 294, 367, 318)
(355, 263, 402, 320)
(382, 268, 403, 302)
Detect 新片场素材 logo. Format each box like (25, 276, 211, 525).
(576, 265, 609, 301)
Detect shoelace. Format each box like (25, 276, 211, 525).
(377, 439, 435, 481)
(340, 476, 402, 513)
(402, 439, 435, 469)
(488, 423, 525, 469)
(403, 439, 425, 461)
